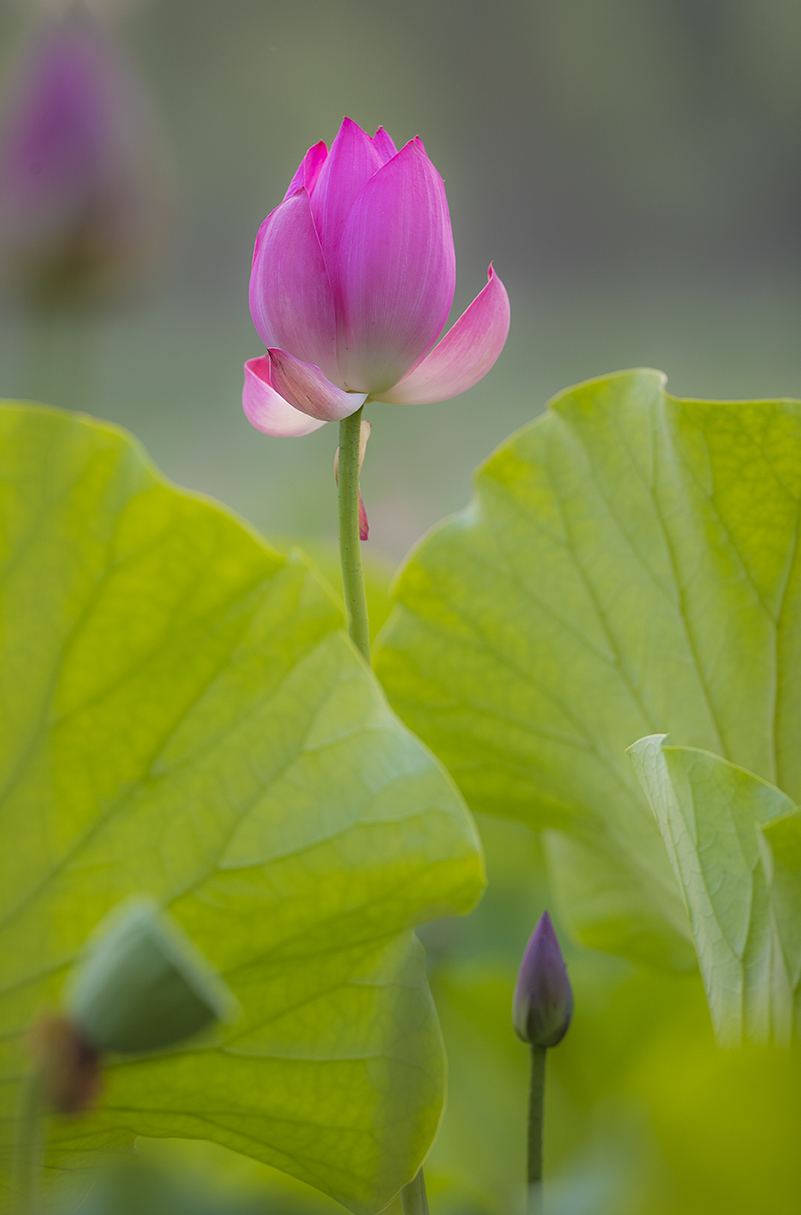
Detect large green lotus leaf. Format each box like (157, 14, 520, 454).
(629, 736, 796, 1044)
(759, 810, 801, 1035)
(0, 404, 484, 1214)
(375, 370, 801, 964)
(542, 830, 693, 970)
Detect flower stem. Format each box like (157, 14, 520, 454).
(339, 412, 421, 1212)
(527, 1044, 546, 1214)
(337, 407, 370, 663)
(401, 1169, 430, 1215)
(14, 1069, 44, 1215)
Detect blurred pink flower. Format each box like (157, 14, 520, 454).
(0, 9, 174, 309)
(243, 118, 510, 437)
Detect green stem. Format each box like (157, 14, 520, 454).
(339, 412, 419, 1207)
(337, 408, 370, 663)
(401, 1169, 430, 1215)
(527, 1044, 546, 1214)
(13, 1069, 44, 1215)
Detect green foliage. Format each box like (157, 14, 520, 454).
(69, 1160, 259, 1215)
(375, 369, 801, 969)
(0, 403, 484, 1214)
(629, 737, 798, 1044)
(761, 810, 801, 1010)
(418, 815, 801, 1215)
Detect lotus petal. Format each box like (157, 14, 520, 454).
(269, 348, 367, 422)
(242, 355, 326, 437)
(336, 138, 455, 394)
(248, 189, 339, 382)
(380, 265, 510, 405)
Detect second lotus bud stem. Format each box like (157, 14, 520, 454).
(514, 912, 573, 1211)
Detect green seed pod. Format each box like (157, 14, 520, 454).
(66, 900, 235, 1055)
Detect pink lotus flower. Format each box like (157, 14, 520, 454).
(243, 118, 510, 437)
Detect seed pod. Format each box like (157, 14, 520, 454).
(66, 900, 235, 1055)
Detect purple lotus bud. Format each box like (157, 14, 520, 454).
(0, 7, 174, 310)
(513, 911, 573, 1048)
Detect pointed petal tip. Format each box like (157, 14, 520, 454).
(532, 909, 558, 947)
(311, 118, 384, 265)
(283, 142, 328, 201)
(337, 115, 368, 139)
(399, 135, 428, 160)
(372, 126, 398, 163)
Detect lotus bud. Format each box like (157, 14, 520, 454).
(243, 117, 510, 438)
(513, 911, 573, 1048)
(66, 900, 235, 1055)
(0, 6, 174, 311)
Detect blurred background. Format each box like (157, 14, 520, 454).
(2, 0, 801, 562)
(1, 0, 801, 1212)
